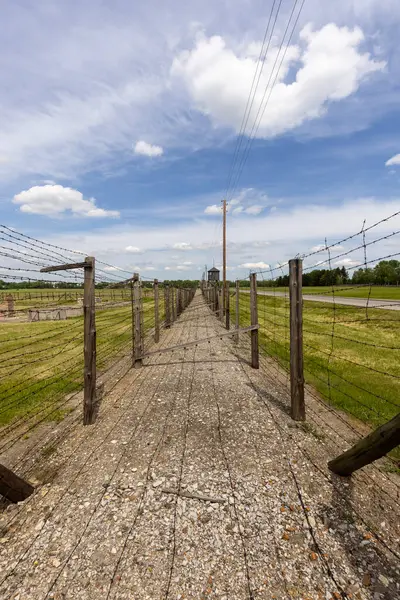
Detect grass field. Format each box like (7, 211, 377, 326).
(0, 287, 155, 310)
(0, 293, 164, 427)
(256, 285, 400, 300)
(233, 292, 400, 436)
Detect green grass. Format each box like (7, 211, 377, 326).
(0, 287, 154, 310)
(0, 293, 164, 426)
(256, 285, 400, 300)
(232, 293, 400, 433)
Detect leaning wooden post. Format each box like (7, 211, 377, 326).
(83, 256, 96, 425)
(154, 279, 160, 343)
(176, 288, 181, 317)
(328, 413, 400, 476)
(289, 258, 305, 421)
(0, 464, 34, 503)
(250, 273, 259, 369)
(235, 280, 240, 343)
(164, 285, 171, 328)
(225, 283, 230, 330)
(133, 273, 143, 368)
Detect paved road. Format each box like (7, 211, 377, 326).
(242, 290, 400, 311)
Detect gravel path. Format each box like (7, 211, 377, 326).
(0, 291, 399, 599)
(242, 290, 400, 311)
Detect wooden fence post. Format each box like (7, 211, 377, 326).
(225, 284, 230, 330)
(328, 413, 400, 476)
(154, 279, 160, 343)
(0, 464, 34, 503)
(235, 280, 240, 343)
(6, 294, 14, 317)
(133, 273, 143, 368)
(218, 287, 223, 321)
(83, 257, 96, 425)
(165, 285, 171, 328)
(289, 258, 305, 421)
(130, 277, 135, 362)
(177, 288, 181, 317)
(250, 273, 259, 369)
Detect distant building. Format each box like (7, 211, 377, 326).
(208, 267, 220, 282)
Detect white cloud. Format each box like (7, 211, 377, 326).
(239, 262, 270, 270)
(204, 204, 222, 215)
(245, 205, 263, 215)
(183, 261, 193, 265)
(12, 184, 119, 218)
(232, 206, 244, 214)
(385, 153, 400, 166)
(134, 140, 164, 157)
(125, 245, 142, 253)
(334, 258, 361, 267)
(173, 242, 192, 250)
(165, 264, 190, 271)
(172, 24, 385, 138)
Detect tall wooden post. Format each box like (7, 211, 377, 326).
(133, 273, 143, 368)
(225, 284, 230, 330)
(235, 280, 240, 343)
(289, 259, 305, 421)
(250, 273, 259, 369)
(177, 288, 181, 317)
(165, 285, 171, 328)
(154, 279, 160, 343)
(84, 257, 96, 425)
(222, 198, 227, 315)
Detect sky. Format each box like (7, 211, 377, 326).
(1, 0, 400, 281)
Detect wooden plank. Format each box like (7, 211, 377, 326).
(250, 273, 259, 369)
(138, 325, 259, 359)
(133, 273, 143, 368)
(289, 259, 305, 421)
(154, 279, 160, 343)
(328, 413, 400, 476)
(0, 464, 34, 503)
(40, 261, 89, 273)
(83, 257, 96, 425)
(218, 288, 223, 321)
(235, 280, 240, 343)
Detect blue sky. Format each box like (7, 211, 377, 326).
(1, 0, 400, 280)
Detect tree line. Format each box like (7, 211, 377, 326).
(235, 260, 400, 287)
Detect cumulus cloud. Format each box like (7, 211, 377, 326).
(173, 242, 192, 250)
(334, 258, 361, 267)
(385, 154, 400, 166)
(134, 140, 163, 157)
(245, 205, 263, 215)
(12, 184, 119, 218)
(204, 204, 222, 215)
(165, 264, 190, 271)
(238, 261, 269, 269)
(125, 245, 142, 253)
(172, 24, 385, 138)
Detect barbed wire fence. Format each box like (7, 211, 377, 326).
(0, 225, 195, 502)
(227, 211, 400, 482)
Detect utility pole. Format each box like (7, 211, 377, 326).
(222, 198, 227, 314)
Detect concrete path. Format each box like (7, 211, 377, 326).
(243, 290, 400, 311)
(0, 292, 399, 600)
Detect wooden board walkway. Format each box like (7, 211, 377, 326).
(0, 291, 399, 599)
